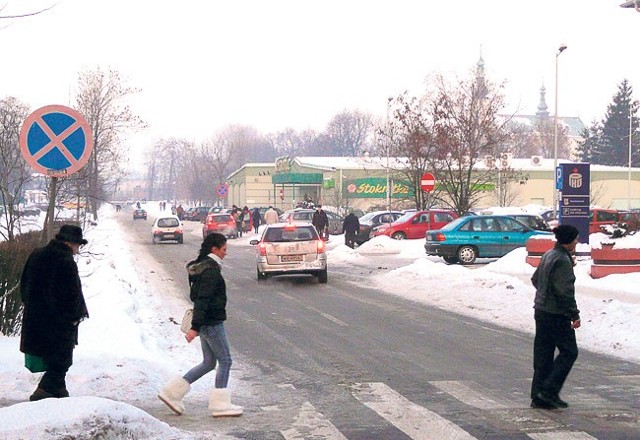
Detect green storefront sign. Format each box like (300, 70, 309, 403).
(343, 178, 414, 199)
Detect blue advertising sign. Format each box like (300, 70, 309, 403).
(558, 163, 590, 243)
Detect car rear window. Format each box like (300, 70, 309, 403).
(158, 218, 179, 227)
(215, 215, 232, 222)
(263, 226, 318, 242)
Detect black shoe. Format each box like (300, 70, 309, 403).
(29, 388, 54, 401)
(554, 395, 568, 408)
(531, 397, 557, 409)
(53, 388, 70, 398)
(535, 392, 560, 409)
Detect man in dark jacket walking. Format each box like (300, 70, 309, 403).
(20, 224, 89, 401)
(312, 205, 329, 240)
(343, 211, 360, 248)
(530, 224, 580, 410)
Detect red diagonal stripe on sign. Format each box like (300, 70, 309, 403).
(31, 116, 83, 165)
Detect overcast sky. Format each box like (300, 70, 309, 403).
(1, 0, 638, 166)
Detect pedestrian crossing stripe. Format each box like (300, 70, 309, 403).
(281, 402, 347, 440)
(430, 380, 511, 410)
(528, 432, 598, 439)
(351, 382, 477, 439)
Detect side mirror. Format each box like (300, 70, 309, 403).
(249, 239, 260, 245)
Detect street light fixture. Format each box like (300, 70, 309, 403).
(553, 43, 567, 218)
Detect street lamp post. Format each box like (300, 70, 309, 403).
(629, 103, 633, 210)
(553, 43, 567, 218)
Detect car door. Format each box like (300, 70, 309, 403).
(468, 217, 504, 256)
(431, 211, 456, 231)
(495, 217, 530, 255)
(404, 212, 427, 239)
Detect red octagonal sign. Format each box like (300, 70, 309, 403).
(420, 172, 436, 192)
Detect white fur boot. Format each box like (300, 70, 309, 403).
(158, 376, 190, 415)
(208, 388, 243, 417)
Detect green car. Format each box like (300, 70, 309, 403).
(424, 215, 553, 264)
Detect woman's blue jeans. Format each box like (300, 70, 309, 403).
(183, 323, 232, 388)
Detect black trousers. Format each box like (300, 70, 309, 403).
(345, 231, 356, 248)
(39, 348, 73, 393)
(531, 310, 578, 399)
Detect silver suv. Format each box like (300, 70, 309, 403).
(250, 223, 328, 283)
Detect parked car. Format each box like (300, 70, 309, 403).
(249, 223, 327, 283)
(183, 206, 211, 222)
(355, 210, 403, 245)
(279, 208, 344, 235)
(540, 209, 558, 228)
(424, 215, 552, 264)
(202, 213, 238, 239)
(152, 215, 184, 244)
(589, 208, 619, 234)
(133, 209, 147, 220)
(618, 210, 640, 232)
(504, 213, 551, 231)
(371, 209, 458, 240)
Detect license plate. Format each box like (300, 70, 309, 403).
(281, 255, 303, 262)
(164, 234, 174, 238)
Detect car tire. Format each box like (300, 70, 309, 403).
(391, 232, 406, 240)
(443, 256, 459, 264)
(317, 269, 328, 284)
(457, 246, 477, 264)
(257, 269, 267, 281)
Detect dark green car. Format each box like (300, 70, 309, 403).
(424, 215, 553, 264)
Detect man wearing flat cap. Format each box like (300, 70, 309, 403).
(20, 224, 89, 401)
(530, 224, 581, 410)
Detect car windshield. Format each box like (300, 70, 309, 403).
(440, 217, 468, 231)
(263, 226, 318, 242)
(394, 212, 414, 223)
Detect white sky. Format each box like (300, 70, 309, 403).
(1, 0, 638, 167)
(0, 202, 639, 438)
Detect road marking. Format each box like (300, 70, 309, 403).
(528, 432, 598, 440)
(351, 382, 477, 440)
(430, 380, 510, 409)
(306, 306, 349, 326)
(281, 401, 348, 440)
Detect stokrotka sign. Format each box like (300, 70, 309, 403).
(343, 178, 413, 199)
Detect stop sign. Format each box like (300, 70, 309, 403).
(420, 172, 436, 192)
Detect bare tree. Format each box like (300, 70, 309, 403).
(0, 97, 32, 241)
(508, 117, 571, 159)
(430, 73, 513, 215)
(323, 109, 374, 156)
(74, 67, 145, 219)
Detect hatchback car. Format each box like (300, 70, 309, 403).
(202, 213, 237, 238)
(504, 214, 551, 231)
(355, 210, 403, 245)
(424, 215, 552, 264)
(183, 206, 211, 222)
(152, 215, 184, 244)
(279, 209, 344, 235)
(133, 209, 147, 220)
(372, 209, 458, 240)
(250, 223, 327, 283)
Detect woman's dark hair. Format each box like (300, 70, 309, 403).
(197, 233, 227, 261)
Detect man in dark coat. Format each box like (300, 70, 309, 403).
(530, 224, 580, 410)
(251, 207, 261, 234)
(20, 224, 89, 401)
(312, 205, 329, 240)
(343, 211, 360, 248)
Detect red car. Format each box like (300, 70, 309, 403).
(202, 213, 238, 238)
(371, 209, 458, 240)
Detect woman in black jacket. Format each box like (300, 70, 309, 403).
(158, 233, 242, 417)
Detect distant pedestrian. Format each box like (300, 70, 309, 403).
(264, 206, 279, 225)
(158, 233, 242, 417)
(343, 211, 360, 248)
(176, 205, 185, 220)
(233, 208, 243, 238)
(312, 205, 329, 240)
(20, 224, 89, 401)
(530, 224, 581, 410)
(251, 208, 261, 234)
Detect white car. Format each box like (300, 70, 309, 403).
(250, 223, 328, 283)
(152, 215, 184, 244)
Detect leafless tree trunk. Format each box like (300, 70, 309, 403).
(74, 68, 145, 220)
(0, 97, 32, 242)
